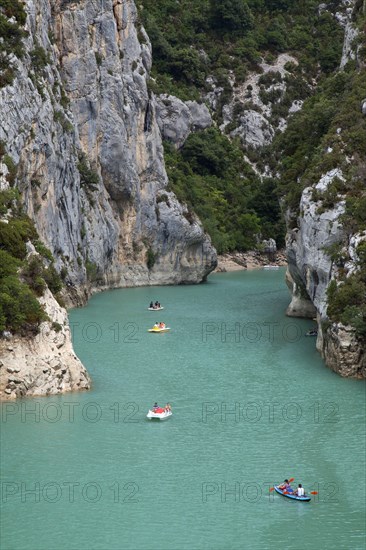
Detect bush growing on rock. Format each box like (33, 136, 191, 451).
(0, 191, 62, 335)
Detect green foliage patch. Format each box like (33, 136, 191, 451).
(164, 129, 284, 253)
(139, 0, 343, 101)
(0, 190, 63, 334)
(0, 0, 27, 87)
(146, 248, 156, 270)
(327, 275, 366, 337)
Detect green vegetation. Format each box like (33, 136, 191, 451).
(0, 0, 27, 87)
(275, 69, 366, 213)
(30, 42, 50, 73)
(139, 0, 343, 101)
(0, 180, 63, 334)
(165, 128, 284, 252)
(2, 155, 18, 186)
(327, 276, 366, 337)
(54, 110, 73, 133)
(146, 248, 156, 270)
(77, 153, 99, 201)
(52, 321, 62, 332)
(85, 259, 99, 282)
(139, 0, 346, 252)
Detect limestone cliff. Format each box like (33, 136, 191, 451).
(283, 0, 366, 378)
(0, 287, 91, 399)
(0, 0, 217, 399)
(0, 0, 216, 295)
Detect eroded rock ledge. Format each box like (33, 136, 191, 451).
(285, 170, 365, 379)
(0, 289, 91, 400)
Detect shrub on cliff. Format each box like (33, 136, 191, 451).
(0, 0, 27, 87)
(164, 129, 282, 253)
(0, 190, 63, 335)
(0, 276, 47, 333)
(327, 277, 366, 338)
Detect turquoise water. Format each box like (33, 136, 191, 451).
(1, 269, 365, 550)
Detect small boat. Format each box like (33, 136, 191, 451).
(148, 306, 164, 311)
(148, 326, 170, 333)
(263, 265, 280, 270)
(305, 329, 318, 337)
(274, 486, 311, 502)
(146, 408, 172, 420)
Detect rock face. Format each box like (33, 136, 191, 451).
(155, 95, 212, 148)
(218, 54, 298, 150)
(0, 0, 217, 294)
(337, 0, 359, 68)
(286, 170, 346, 318)
(285, 168, 365, 378)
(0, 288, 91, 399)
(0, 0, 217, 399)
(317, 321, 366, 379)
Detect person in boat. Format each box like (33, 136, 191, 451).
(155, 301, 159, 308)
(153, 402, 159, 411)
(165, 403, 171, 411)
(278, 479, 293, 493)
(159, 322, 165, 329)
(294, 484, 305, 496)
(153, 322, 159, 328)
(149, 301, 154, 308)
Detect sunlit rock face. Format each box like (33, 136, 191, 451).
(0, 0, 217, 296)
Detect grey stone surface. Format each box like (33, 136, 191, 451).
(0, 0, 217, 296)
(0, 0, 217, 399)
(285, 168, 365, 378)
(155, 94, 212, 148)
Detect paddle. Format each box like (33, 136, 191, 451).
(269, 478, 294, 491)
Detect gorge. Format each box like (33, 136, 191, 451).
(0, 0, 365, 401)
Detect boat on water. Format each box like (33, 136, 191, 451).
(146, 407, 172, 420)
(148, 306, 164, 311)
(148, 326, 170, 333)
(274, 486, 311, 502)
(263, 265, 280, 270)
(305, 329, 318, 337)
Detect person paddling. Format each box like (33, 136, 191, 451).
(294, 483, 305, 496)
(278, 479, 293, 493)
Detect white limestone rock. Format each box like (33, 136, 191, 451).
(0, 0, 216, 295)
(230, 110, 274, 148)
(0, 288, 91, 400)
(285, 164, 365, 377)
(155, 94, 212, 148)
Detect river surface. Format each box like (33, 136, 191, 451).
(1, 269, 365, 550)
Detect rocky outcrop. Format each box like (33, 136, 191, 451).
(286, 169, 346, 318)
(283, 0, 365, 378)
(317, 320, 366, 379)
(285, 166, 365, 378)
(0, 288, 91, 399)
(0, 0, 216, 295)
(155, 94, 212, 148)
(218, 54, 298, 149)
(0, 0, 217, 400)
(336, 0, 359, 68)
